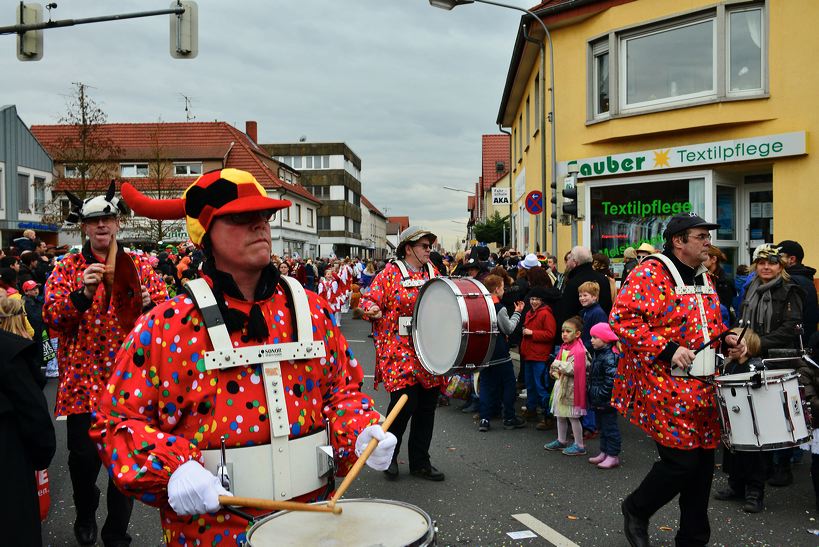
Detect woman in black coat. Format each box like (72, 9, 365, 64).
(0, 328, 57, 546)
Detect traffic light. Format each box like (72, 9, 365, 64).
(561, 174, 585, 223)
(550, 179, 561, 220)
(16, 2, 43, 61)
(169, 1, 198, 59)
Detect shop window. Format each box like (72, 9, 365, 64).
(589, 178, 705, 260)
(715, 185, 737, 240)
(589, 4, 765, 119)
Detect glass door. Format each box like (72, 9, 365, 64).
(742, 181, 773, 264)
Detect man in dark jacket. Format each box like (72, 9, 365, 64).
(777, 240, 818, 337)
(0, 329, 57, 546)
(554, 246, 613, 340)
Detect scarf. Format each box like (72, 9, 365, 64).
(741, 275, 783, 335)
(559, 338, 588, 413)
(202, 259, 281, 342)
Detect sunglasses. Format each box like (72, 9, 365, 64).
(755, 256, 781, 265)
(220, 210, 275, 225)
(414, 243, 432, 250)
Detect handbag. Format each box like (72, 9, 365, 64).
(445, 374, 473, 400)
(36, 469, 50, 521)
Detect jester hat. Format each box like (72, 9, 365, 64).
(65, 180, 129, 224)
(121, 168, 291, 246)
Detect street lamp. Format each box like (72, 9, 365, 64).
(429, 0, 558, 254)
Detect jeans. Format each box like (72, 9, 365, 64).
(626, 443, 714, 547)
(524, 360, 550, 412)
(581, 409, 597, 432)
(596, 408, 621, 456)
(387, 384, 439, 471)
(67, 413, 133, 545)
(479, 360, 517, 421)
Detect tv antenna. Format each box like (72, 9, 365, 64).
(180, 93, 195, 121)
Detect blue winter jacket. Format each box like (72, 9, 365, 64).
(587, 344, 619, 409)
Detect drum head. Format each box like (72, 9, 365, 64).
(717, 369, 794, 385)
(247, 499, 434, 546)
(413, 278, 464, 375)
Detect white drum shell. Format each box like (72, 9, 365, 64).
(245, 499, 436, 546)
(716, 369, 811, 451)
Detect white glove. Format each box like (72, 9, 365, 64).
(167, 460, 230, 516)
(355, 425, 398, 471)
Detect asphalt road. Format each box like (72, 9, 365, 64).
(41, 312, 819, 546)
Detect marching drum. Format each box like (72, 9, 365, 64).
(411, 277, 498, 375)
(245, 499, 436, 546)
(715, 369, 812, 451)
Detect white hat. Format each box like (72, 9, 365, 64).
(520, 253, 540, 269)
(399, 226, 437, 245)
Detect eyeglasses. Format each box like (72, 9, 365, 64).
(755, 256, 781, 265)
(414, 243, 432, 250)
(220, 210, 275, 225)
(688, 233, 712, 241)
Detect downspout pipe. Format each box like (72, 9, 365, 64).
(498, 123, 513, 250)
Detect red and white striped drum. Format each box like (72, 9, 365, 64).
(412, 277, 498, 375)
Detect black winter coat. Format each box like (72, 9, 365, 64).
(0, 330, 56, 546)
(786, 263, 818, 336)
(587, 345, 618, 408)
(740, 277, 805, 356)
(555, 262, 613, 341)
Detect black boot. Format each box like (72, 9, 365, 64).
(621, 498, 650, 547)
(74, 517, 98, 546)
(74, 485, 100, 546)
(768, 463, 793, 487)
(743, 489, 764, 513)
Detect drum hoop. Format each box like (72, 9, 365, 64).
(724, 436, 812, 452)
(246, 498, 435, 546)
(412, 277, 470, 375)
(715, 369, 798, 387)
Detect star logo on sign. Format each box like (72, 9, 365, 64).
(653, 149, 671, 168)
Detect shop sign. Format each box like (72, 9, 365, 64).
(491, 187, 510, 205)
(562, 131, 806, 178)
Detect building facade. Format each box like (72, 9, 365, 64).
(498, 0, 817, 274)
(0, 105, 58, 247)
(265, 142, 366, 258)
(360, 195, 388, 260)
(31, 121, 321, 254)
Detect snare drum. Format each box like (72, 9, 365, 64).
(715, 369, 812, 451)
(245, 499, 436, 546)
(411, 277, 497, 375)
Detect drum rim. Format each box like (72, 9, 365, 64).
(722, 436, 812, 451)
(246, 498, 435, 546)
(412, 276, 469, 375)
(715, 368, 798, 386)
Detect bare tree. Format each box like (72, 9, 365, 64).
(123, 121, 186, 244)
(42, 82, 122, 226)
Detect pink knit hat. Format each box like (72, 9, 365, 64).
(590, 322, 618, 344)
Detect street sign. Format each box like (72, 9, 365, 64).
(525, 190, 543, 215)
(491, 187, 510, 205)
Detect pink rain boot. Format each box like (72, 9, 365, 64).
(597, 455, 620, 469)
(588, 452, 606, 465)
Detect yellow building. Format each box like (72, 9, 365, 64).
(500, 0, 816, 275)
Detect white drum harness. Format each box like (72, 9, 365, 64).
(392, 260, 436, 336)
(186, 276, 335, 501)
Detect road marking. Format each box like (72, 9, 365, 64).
(512, 513, 580, 547)
(346, 339, 368, 343)
(363, 374, 374, 379)
(56, 415, 67, 421)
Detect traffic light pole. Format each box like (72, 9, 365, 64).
(0, 6, 185, 35)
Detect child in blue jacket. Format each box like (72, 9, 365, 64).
(586, 322, 621, 469)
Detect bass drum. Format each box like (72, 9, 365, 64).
(412, 277, 497, 375)
(245, 499, 436, 546)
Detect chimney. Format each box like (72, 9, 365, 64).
(245, 121, 258, 143)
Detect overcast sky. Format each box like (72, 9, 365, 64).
(2, 1, 523, 250)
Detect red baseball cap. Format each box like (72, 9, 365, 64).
(22, 280, 38, 291)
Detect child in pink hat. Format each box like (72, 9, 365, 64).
(587, 322, 622, 469)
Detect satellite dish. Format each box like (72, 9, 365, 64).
(299, 135, 307, 142)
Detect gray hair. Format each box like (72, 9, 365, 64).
(569, 246, 593, 265)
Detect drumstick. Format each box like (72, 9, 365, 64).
(102, 239, 117, 309)
(327, 393, 409, 511)
(693, 329, 732, 355)
(218, 495, 341, 515)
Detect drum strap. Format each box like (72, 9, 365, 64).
(648, 253, 713, 347)
(184, 277, 330, 500)
(393, 260, 436, 287)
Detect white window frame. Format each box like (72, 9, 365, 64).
(295, 203, 302, 224)
(588, 2, 766, 121)
(33, 176, 46, 213)
(307, 208, 314, 227)
(121, 163, 149, 177)
(173, 162, 203, 176)
(64, 165, 81, 178)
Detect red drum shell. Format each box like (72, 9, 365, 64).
(412, 277, 498, 375)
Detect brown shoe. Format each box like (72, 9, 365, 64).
(522, 409, 539, 422)
(536, 417, 555, 430)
